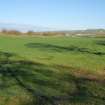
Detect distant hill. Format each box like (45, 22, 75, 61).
(0, 23, 53, 32)
(66, 29, 105, 36)
(0, 23, 105, 37)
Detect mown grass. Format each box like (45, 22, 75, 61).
(0, 35, 105, 105)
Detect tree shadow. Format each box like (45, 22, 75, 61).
(96, 40, 105, 46)
(0, 51, 105, 105)
(26, 43, 105, 56)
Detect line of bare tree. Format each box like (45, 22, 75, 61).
(0, 29, 105, 37)
(0, 29, 65, 36)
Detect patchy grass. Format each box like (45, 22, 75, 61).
(0, 36, 105, 105)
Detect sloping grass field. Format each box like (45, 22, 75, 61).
(0, 36, 105, 105)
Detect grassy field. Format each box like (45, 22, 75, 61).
(0, 35, 105, 105)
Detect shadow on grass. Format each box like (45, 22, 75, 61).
(26, 43, 105, 56)
(0, 51, 105, 105)
(96, 40, 105, 46)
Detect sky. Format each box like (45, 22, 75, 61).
(0, 0, 105, 30)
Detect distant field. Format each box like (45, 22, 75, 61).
(0, 35, 105, 105)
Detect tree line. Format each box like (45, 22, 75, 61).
(0, 29, 65, 36)
(0, 29, 105, 37)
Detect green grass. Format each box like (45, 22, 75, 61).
(0, 35, 105, 105)
(0, 36, 105, 72)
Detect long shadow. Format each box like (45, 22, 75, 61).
(26, 43, 105, 56)
(0, 51, 105, 105)
(96, 40, 105, 46)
